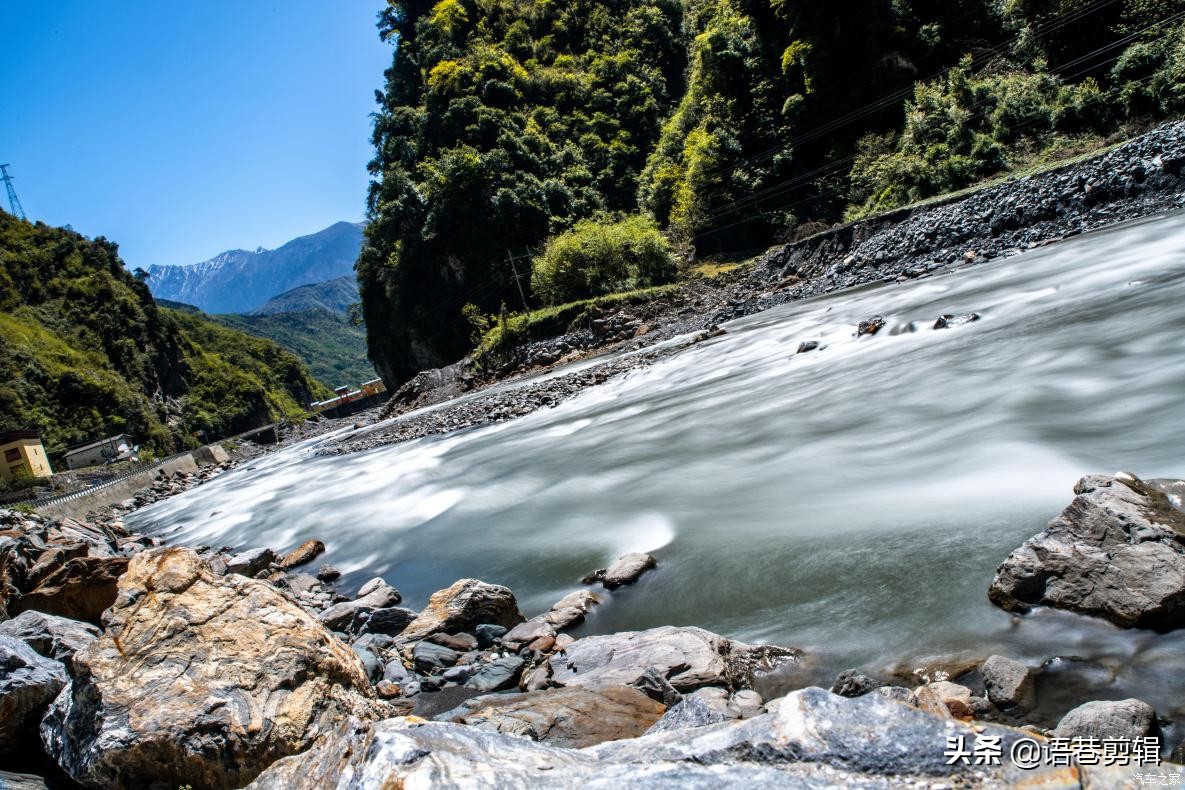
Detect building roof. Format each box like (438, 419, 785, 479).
(0, 430, 41, 444)
(63, 434, 130, 457)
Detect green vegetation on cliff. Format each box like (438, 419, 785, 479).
(213, 309, 376, 389)
(361, 0, 1185, 385)
(0, 214, 328, 459)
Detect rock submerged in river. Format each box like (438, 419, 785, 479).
(581, 552, 657, 588)
(856, 314, 886, 336)
(40, 547, 395, 789)
(933, 312, 980, 329)
(988, 473, 1185, 628)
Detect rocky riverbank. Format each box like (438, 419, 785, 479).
(4, 469, 1185, 787)
(325, 120, 1185, 458)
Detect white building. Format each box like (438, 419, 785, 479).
(63, 434, 135, 470)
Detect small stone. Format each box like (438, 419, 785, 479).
(857, 315, 886, 337)
(412, 641, 459, 672)
(375, 680, 402, 699)
(466, 656, 525, 692)
(429, 632, 478, 652)
(278, 540, 325, 570)
(831, 669, 879, 698)
(226, 547, 275, 577)
(981, 655, 1035, 709)
(316, 564, 341, 582)
(796, 340, 820, 354)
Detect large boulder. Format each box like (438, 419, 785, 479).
(439, 685, 666, 748)
(547, 625, 797, 692)
(0, 636, 67, 756)
(397, 578, 524, 645)
(246, 688, 1097, 788)
(988, 474, 1185, 628)
(1051, 698, 1158, 741)
(14, 556, 129, 625)
(40, 548, 394, 789)
(0, 611, 101, 663)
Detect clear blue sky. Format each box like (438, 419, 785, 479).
(1, 2, 391, 269)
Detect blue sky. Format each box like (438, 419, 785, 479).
(1, 2, 391, 268)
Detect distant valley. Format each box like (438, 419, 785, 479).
(147, 224, 375, 389)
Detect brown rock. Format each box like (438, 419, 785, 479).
(440, 685, 666, 748)
(397, 579, 524, 646)
(15, 556, 129, 625)
(278, 540, 325, 570)
(40, 548, 394, 789)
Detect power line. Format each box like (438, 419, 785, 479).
(0, 164, 26, 220)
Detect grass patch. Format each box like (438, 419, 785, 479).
(475, 284, 681, 358)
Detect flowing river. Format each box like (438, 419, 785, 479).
(130, 210, 1185, 726)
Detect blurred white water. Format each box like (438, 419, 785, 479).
(131, 210, 1185, 716)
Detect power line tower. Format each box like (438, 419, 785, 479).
(0, 164, 26, 220)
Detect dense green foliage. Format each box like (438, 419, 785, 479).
(214, 308, 377, 388)
(362, 0, 1185, 385)
(0, 214, 327, 460)
(530, 215, 675, 305)
(359, 0, 689, 382)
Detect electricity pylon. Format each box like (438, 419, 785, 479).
(0, 164, 26, 220)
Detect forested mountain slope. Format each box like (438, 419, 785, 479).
(0, 215, 328, 459)
(359, 0, 1185, 385)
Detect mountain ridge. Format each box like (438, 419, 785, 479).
(148, 221, 364, 314)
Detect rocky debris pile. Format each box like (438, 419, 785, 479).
(988, 473, 1185, 628)
(246, 686, 1147, 789)
(40, 548, 395, 789)
(752, 121, 1185, 305)
(0, 509, 152, 624)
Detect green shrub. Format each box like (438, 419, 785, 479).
(530, 216, 676, 306)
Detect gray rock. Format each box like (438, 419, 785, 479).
(981, 655, 1035, 709)
(601, 553, 657, 589)
(247, 687, 1086, 788)
(0, 611, 100, 662)
(475, 623, 507, 648)
(733, 689, 764, 718)
(352, 645, 383, 683)
(383, 660, 412, 684)
(831, 669, 879, 698)
(988, 474, 1185, 628)
(0, 771, 49, 790)
(441, 665, 471, 684)
(360, 606, 417, 636)
(318, 580, 402, 632)
(645, 695, 728, 734)
(1051, 698, 1158, 741)
(548, 625, 798, 692)
(465, 656, 524, 692)
(413, 641, 459, 672)
(630, 666, 683, 707)
(0, 636, 67, 755)
(225, 547, 274, 577)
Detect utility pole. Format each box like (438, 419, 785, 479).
(506, 249, 529, 312)
(0, 165, 26, 220)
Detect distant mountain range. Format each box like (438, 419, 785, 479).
(147, 221, 364, 314)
